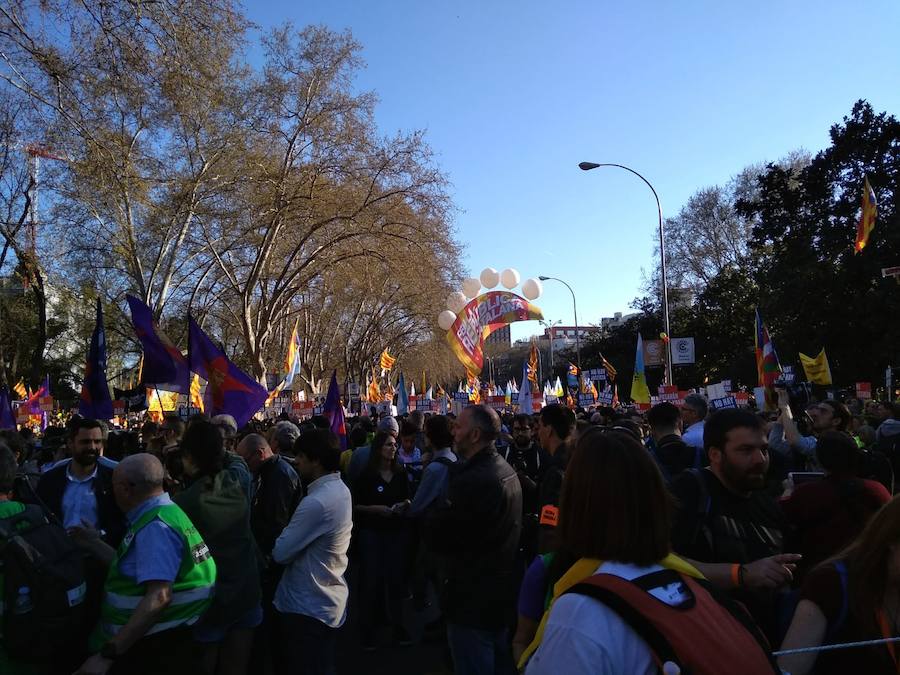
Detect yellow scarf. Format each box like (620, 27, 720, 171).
(518, 554, 704, 670)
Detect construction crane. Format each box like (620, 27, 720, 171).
(21, 143, 65, 257)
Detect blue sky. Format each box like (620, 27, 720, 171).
(247, 1, 900, 342)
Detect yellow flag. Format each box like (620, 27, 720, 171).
(190, 374, 204, 412)
(631, 334, 651, 404)
(799, 348, 832, 385)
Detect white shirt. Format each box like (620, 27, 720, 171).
(272, 472, 352, 627)
(525, 561, 690, 675)
(682, 420, 705, 451)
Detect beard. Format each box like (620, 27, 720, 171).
(721, 456, 767, 492)
(73, 449, 98, 467)
(514, 435, 531, 448)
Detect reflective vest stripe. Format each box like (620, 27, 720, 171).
(105, 585, 214, 611)
(102, 614, 201, 638)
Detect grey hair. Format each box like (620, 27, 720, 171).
(116, 453, 165, 492)
(683, 393, 709, 420)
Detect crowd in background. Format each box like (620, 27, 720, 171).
(1, 390, 900, 674)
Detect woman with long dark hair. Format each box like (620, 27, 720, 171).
(352, 430, 412, 650)
(521, 428, 778, 674)
(780, 495, 900, 674)
(174, 420, 262, 675)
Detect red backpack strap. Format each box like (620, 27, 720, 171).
(566, 572, 686, 673)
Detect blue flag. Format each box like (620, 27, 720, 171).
(517, 362, 533, 415)
(188, 317, 267, 428)
(126, 295, 190, 393)
(323, 370, 347, 451)
(396, 372, 409, 416)
(0, 387, 15, 429)
(79, 299, 114, 420)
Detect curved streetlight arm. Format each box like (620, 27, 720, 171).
(538, 276, 580, 371)
(579, 161, 673, 385)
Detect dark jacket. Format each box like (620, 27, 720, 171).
(536, 443, 569, 554)
(251, 455, 301, 559)
(34, 459, 126, 546)
(425, 446, 522, 629)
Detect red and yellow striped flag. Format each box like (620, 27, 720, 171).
(380, 349, 396, 373)
(12, 379, 27, 399)
(190, 374, 204, 412)
(527, 340, 539, 386)
(854, 176, 877, 253)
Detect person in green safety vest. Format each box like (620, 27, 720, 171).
(71, 453, 216, 675)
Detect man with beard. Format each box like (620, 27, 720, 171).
(499, 414, 547, 561)
(36, 417, 125, 546)
(670, 408, 801, 641)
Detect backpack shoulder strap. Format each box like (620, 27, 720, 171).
(566, 576, 682, 670)
(0, 503, 46, 540)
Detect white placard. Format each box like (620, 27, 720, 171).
(670, 337, 695, 365)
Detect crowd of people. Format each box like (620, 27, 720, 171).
(1, 390, 900, 674)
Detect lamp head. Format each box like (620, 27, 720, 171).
(538, 275, 549, 281)
(578, 162, 600, 171)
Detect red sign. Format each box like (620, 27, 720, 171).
(112, 400, 126, 415)
(487, 395, 506, 411)
(856, 382, 872, 400)
(39, 395, 54, 412)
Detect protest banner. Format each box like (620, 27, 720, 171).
(856, 382, 872, 400)
(445, 291, 543, 375)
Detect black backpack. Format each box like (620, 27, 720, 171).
(0, 503, 87, 658)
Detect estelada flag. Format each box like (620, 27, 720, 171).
(528, 339, 539, 386)
(380, 349, 396, 373)
(600, 355, 618, 382)
(799, 348, 833, 386)
(854, 176, 877, 253)
(188, 316, 267, 428)
(12, 379, 26, 399)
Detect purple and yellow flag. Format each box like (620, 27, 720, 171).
(126, 295, 190, 393)
(188, 317, 268, 428)
(79, 299, 114, 420)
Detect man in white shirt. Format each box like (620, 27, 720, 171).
(680, 393, 708, 459)
(272, 429, 352, 675)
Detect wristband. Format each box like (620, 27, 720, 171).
(738, 564, 746, 587)
(730, 563, 741, 588)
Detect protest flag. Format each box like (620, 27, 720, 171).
(631, 334, 651, 404)
(528, 340, 539, 385)
(567, 362, 579, 389)
(0, 388, 15, 429)
(12, 379, 26, 399)
(600, 354, 617, 382)
(267, 319, 302, 405)
(799, 348, 833, 385)
(79, 299, 114, 420)
(854, 176, 878, 253)
(126, 295, 190, 393)
(188, 316, 267, 427)
(380, 349, 396, 375)
(517, 362, 533, 414)
(190, 374, 205, 412)
(323, 370, 347, 451)
(754, 309, 782, 387)
(397, 372, 409, 415)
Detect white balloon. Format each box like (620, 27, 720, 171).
(447, 291, 468, 314)
(461, 277, 482, 299)
(480, 267, 500, 289)
(521, 278, 543, 300)
(500, 268, 520, 289)
(437, 310, 457, 331)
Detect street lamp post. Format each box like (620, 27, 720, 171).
(578, 161, 673, 386)
(539, 319, 562, 371)
(538, 276, 581, 373)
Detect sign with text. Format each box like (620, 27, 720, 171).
(585, 368, 607, 382)
(488, 395, 506, 411)
(856, 382, 872, 400)
(782, 365, 797, 384)
(578, 393, 595, 407)
(597, 390, 614, 406)
(643, 339, 666, 367)
(710, 396, 738, 410)
(670, 337, 695, 365)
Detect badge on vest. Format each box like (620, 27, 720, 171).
(191, 541, 211, 564)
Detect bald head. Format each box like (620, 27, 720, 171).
(113, 453, 165, 510)
(236, 433, 273, 473)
